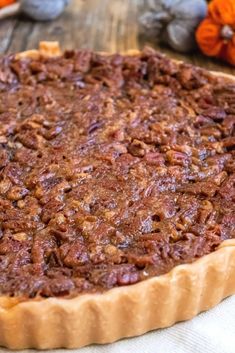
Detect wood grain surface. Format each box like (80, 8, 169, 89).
(0, 0, 234, 75)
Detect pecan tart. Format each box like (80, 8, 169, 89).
(0, 42, 234, 349)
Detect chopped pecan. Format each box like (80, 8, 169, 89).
(7, 186, 29, 201)
(128, 139, 149, 157)
(0, 149, 9, 168)
(166, 150, 190, 167)
(202, 107, 226, 121)
(0, 47, 234, 298)
(144, 152, 165, 166)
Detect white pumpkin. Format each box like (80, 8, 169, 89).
(20, 0, 70, 21)
(140, 0, 208, 52)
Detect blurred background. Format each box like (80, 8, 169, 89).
(0, 0, 234, 75)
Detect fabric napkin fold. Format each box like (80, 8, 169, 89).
(1, 295, 234, 353)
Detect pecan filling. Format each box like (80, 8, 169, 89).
(0, 48, 234, 298)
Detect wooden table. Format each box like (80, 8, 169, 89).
(0, 0, 234, 75)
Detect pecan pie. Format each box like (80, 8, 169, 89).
(0, 42, 234, 349)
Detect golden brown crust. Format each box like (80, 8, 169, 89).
(0, 239, 235, 349)
(0, 42, 234, 349)
(15, 41, 61, 60)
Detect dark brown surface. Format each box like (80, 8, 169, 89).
(0, 48, 234, 297)
(0, 0, 235, 76)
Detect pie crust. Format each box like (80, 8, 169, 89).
(0, 43, 234, 349)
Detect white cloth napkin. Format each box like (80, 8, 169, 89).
(1, 295, 234, 353)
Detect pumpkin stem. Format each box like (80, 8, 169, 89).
(221, 25, 234, 40)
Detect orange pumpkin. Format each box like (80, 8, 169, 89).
(0, 0, 16, 8)
(196, 0, 235, 66)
